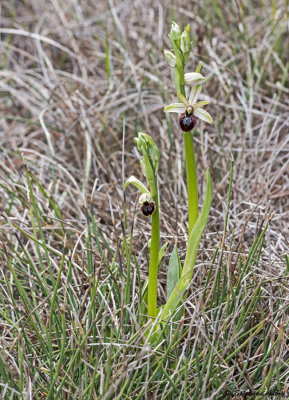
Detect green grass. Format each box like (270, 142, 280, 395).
(0, 0, 288, 398)
(0, 157, 287, 399)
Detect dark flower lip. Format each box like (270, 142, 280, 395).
(141, 201, 156, 217)
(178, 112, 197, 132)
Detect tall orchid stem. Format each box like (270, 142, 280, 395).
(174, 67, 198, 236)
(147, 180, 160, 319)
(183, 133, 198, 235)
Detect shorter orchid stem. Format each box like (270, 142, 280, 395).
(147, 180, 160, 319)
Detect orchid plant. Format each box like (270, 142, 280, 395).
(124, 22, 213, 334)
(164, 22, 213, 236)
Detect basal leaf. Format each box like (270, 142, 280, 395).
(160, 169, 213, 321)
(167, 244, 181, 299)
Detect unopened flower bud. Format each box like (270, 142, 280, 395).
(184, 72, 206, 86)
(149, 144, 160, 173)
(169, 21, 181, 49)
(136, 132, 160, 177)
(180, 25, 191, 55)
(164, 50, 176, 68)
(171, 21, 181, 37)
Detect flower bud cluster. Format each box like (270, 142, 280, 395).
(164, 22, 191, 68)
(134, 132, 160, 184)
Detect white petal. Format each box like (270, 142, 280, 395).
(194, 108, 213, 124)
(189, 85, 202, 105)
(164, 103, 186, 113)
(184, 72, 206, 86)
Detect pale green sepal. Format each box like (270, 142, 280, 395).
(124, 175, 151, 196)
(194, 108, 213, 124)
(160, 169, 213, 321)
(164, 103, 186, 113)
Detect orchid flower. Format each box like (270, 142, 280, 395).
(164, 84, 213, 132)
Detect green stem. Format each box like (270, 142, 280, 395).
(147, 180, 160, 319)
(174, 66, 199, 235)
(183, 132, 198, 236)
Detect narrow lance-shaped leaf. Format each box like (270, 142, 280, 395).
(183, 169, 212, 274)
(167, 244, 182, 299)
(124, 175, 151, 196)
(196, 61, 203, 73)
(160, 169, 213, 321)
(158, 242, 168, 265)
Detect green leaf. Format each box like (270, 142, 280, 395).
(196, 61, 203, 73)
(124, 175, 151, 196)
(166, 244, 181, 299)
(160, 169, 213, 321)
(158, 242, 168, 265)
